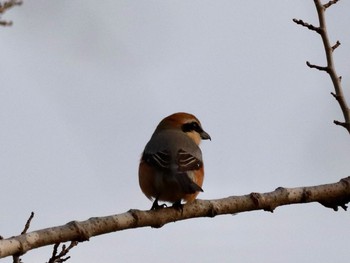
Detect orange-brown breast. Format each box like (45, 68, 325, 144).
(138, 159, 158, 200)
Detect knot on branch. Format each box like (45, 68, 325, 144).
(250, 192, 275, 212)
(66, 221, 91, 242)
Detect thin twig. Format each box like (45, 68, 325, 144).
(292, 18, 321, 33)
(306, 61, 328, 72)
(21, 212, 34, 235)
(47, 242, 78, 263)
(331, 40, 341, 51)
(0, 0, 23, 26)
(13, 212, 34, 263)
(323, 0, 340, 9)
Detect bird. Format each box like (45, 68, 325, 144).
(138, 112, 211, 210)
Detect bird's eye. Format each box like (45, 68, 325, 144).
(182, 121, 201, 133)
(192, 122, 200, 130)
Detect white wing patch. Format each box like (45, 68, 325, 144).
(177, 149, 202, 171)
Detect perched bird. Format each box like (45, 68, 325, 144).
(139, 112, 211, 210)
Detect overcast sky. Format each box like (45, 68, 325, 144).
(1, 1, 350, 262)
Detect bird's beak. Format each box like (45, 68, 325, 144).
(200, 130, 211, 141)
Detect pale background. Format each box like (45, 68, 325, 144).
(1, 1, 350, 262)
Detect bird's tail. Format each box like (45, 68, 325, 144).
(177, 172, 203, 194)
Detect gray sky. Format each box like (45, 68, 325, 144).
(1, 1, 350, 262)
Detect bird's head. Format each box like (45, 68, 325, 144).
(155, 112, 211, 145)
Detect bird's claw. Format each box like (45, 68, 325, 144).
(171, 201, 184, 211)
(151, 200, 167, 210)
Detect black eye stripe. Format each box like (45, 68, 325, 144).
(182, 121, 202, 133)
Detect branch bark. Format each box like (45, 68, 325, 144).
(0, 176, 349, 259)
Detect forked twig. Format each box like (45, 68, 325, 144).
(47, 242, 78, 263)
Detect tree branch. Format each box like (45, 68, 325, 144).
(314, 0, 350, 132)
(306, 61, 328, 72)
(294, 0, 350, 133)
(292, 18, 321, 33)
(0, 0, 22, 26)
(323, 0, 339, 9)
(0, 176, 349, 259)
(21, 212, 34, 235)
(12, 212, 34, 263)
(47, 242, 78, 263)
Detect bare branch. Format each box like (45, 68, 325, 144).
(306, 61, 328, 72)
(313, 0, 350, 133)
(47, 242, 78, 263)
(12, 212, 34, 263)
(323, 0, 340, 9)
(0, 0, 22, 26)
(0, 0, 22, 13)
(0, 20, 11, 26)
(331, 91, 338, 100)
(331, 40, 341, 51)
(292, 18, 321, 33)
(296, 0, 350, 133)
(21, 212, 34, 235)
(333, 120, 348, 128)
(0, 177, 349, 259)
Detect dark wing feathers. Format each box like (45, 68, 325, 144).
(142, 149, 202, 172)
(141, 130, 204, 194)
(148, 150, 171, 169)
(177, 149, 202, 171)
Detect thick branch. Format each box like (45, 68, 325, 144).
(0, 176, 349, 259)
(12, 212, 34, 263)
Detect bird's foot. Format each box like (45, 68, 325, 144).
(151, 199, 167, 210)
(171, 200, 184, 211)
